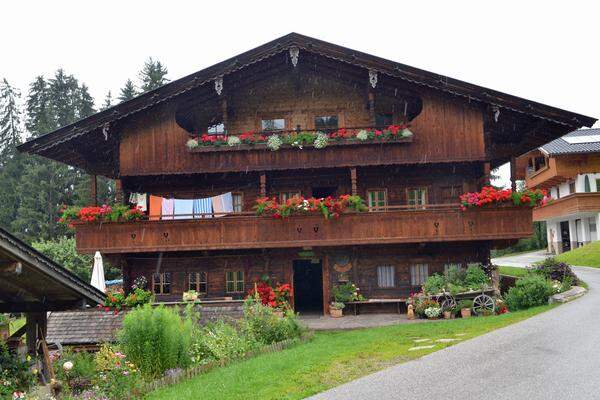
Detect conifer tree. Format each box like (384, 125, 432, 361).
(139, 57, 169, 92)
(118, 79, 137, 102)
(101, 91, 113, 110)
(0, 78, 22, 162)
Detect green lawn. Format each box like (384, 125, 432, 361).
(555, 241, 600, 268)
(146, 305, 554, 400)
(498, 265, 531, 278)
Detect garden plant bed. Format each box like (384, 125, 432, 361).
(145, 305, 555, 400)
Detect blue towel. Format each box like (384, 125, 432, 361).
(174, 199, 195, 219)
(192, 198, 213, 219)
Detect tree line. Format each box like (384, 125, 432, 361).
(0, 58, 168, 279)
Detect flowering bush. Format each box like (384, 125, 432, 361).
(59, 204, 144, 227)
(131, 276, 148, 290)
(186, 125, 412, 151)
(182, 290, 199, 302)
(102, 288, 153, 313)
(0, 342, 34, 399)
(247, 279, 291, 309)
(94, 345, 143, 399)
(242, 294, 303, 345)
(254, 194, 367, 220)
(331, 282, 364, 303)
(424, 306, 441, 318)
(459, 186, 548, 210)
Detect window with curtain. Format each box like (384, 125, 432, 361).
(261, 118, 285, 131)
(314, 115, 338, 132)
(407, 187, 428, 208)
(232, 193, 243, 212)
(584, 175, 592, 193)
(226, 271, 244, 293)
(279, 191, 301, 203)
(189, 271, 207, 293)
(367, 189, 387, 211)
(377, 266, 395, 288)
(410, 264, 428, 286)
(152, 272, 171, 295)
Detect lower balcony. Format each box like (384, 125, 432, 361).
(533, 193, 600, 221)
(74, 205, 533, 254)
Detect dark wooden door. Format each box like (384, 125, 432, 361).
(560, 221, 571, 252)
(293, 260, 323, 314)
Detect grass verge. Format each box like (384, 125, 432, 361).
(555, 241, 600, 268)
(146, 305, 554, 400)
(498, 265, 530, 278)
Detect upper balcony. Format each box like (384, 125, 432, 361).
(74, 205, 533, 254)
(533, 193, 600, 221)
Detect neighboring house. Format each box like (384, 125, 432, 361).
(518, 128, 600, 254)
(17, 33, 595, 315)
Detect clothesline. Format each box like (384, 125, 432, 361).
(131, 192, 234, 220)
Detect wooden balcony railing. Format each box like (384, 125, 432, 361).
(74, 204, 533, 254)
(533, 193, 600, 221)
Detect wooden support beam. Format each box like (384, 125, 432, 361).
(367, 90, 376, 126)
(483, 162, 491, 186)
(221, 97, 228, 133)
(0, 261, 22, 275)
(115, 179, 124, 204)
(90, 175, 98, 206)
(259, 173, 266, 198)
(322, 255, 330, 316)
(350, 167, 357, 196)
(510, 156, 517, 191)
(0, 300, 85, 313)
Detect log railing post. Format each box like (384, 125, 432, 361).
(350, 167, 357, 196)
(90, 174, 98, 206)
(510, 156, 517, 191)
(259, 173, 266, 198)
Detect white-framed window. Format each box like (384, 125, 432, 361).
(189, 271, 207, 294)
(152, 272, 171, 295)
(261, 118, 285, 131)
(407, 187, 428, 208)
(410, 264, 428, 286)
(377, 265, 395, 288)
(232, 192, 243, 213)
(225, 271, 244, 293)
(367, 189, 387, 211)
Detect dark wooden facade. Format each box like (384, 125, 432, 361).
(18, 34, 595, 315)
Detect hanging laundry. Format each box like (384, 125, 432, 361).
(193, 198, 213, 218)
(149, 195, 163, 220)
(212, 192, 234, 217)
(174, 199, 194, 219)
(161, 198, 175, 220)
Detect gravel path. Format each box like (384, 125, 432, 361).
(310, 266, 600, 400)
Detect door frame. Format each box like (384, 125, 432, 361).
(291, 258, 328, 315)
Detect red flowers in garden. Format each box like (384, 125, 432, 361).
(459, 186, 549, 211)
(248, 280, 292, 309)
(254, 194, 367, 220)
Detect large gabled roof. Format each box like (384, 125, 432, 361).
(0, 227, 105, 312)
(18, 32, 596, 159)
(539, 128, 600, 156)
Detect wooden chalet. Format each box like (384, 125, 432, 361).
(517, 128, 600, 254)
(18, 33, 596, 314)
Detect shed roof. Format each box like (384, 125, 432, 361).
(540, 128, 600, 156)
(46, 309, 123, 345)
(0, 227, 105, 313)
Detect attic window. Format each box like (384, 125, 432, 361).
(207, 123, 225, 135)
(261, 118, 285, 132)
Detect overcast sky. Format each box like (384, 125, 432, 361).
(3, 1, 599, 186)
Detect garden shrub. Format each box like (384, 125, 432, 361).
(242, 297, 303, 345)
(54, 349, 96, 394)
(331, 282, 363, 302)
(535, 257, 579, 285)
(423, 274, 445, 294)
(464, 264, 490, 290)
(445, 266, 466, 286)
(505, 275, 555, 310)
(0, 341, 34, 398)
(118, 304, 193, 378)
(94, 344, 143, 399)
(189, 321, 258, 364)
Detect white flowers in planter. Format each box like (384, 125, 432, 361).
(267, 135, 283, 151)
(186, 139, 199, 149)
(401, 128, 413, 138)
(227, 136, 241, 147)
(424, 306, 441, 318)
(356, 129, 368, 141)
(313, 132, 329, 149)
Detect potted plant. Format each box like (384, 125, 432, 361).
(443, 306, 456, 320)
(0, 314, 9, 340)
(330, 302, 345, 318)
(458, 299, 473, 318)
(424, 305, 442, 320)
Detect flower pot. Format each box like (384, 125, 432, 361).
(443, 310, 452, 320)
(330, 308, 343, 318)
(461, 308, 472, 318)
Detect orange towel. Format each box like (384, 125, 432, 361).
(149, 195, 163, 220)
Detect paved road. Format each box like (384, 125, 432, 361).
(310, 266, 600, 400)
(491, 249, 549, 268)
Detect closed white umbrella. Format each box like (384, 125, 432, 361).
(91, 251, 106, 293)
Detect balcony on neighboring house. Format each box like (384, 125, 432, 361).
(74, 205, 533, 254)
(533, 193, 600, 221)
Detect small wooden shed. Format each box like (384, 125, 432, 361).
(0, 227, 105, 354)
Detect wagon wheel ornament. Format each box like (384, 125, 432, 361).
(472, 294, 495, 315)
(437, 293, 456, 311)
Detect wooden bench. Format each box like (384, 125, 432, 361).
(345, 298, 407, 315)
